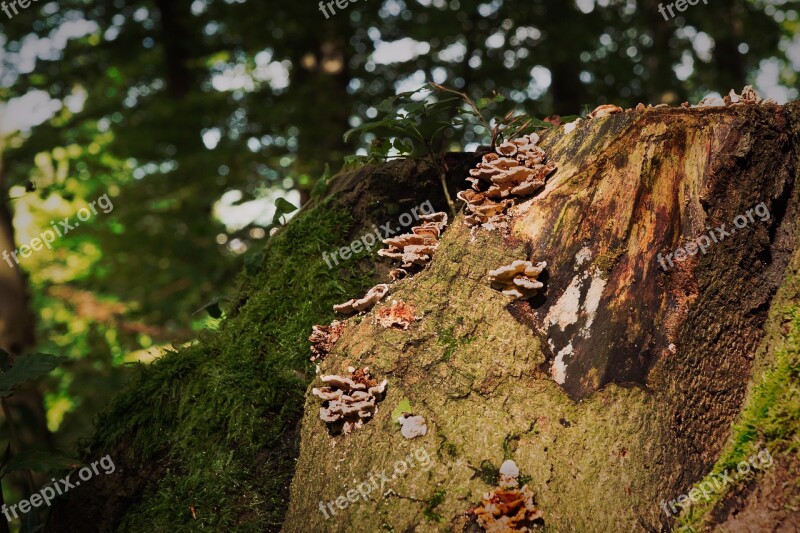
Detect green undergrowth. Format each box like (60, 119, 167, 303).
(675, 289, 800, 530)
(84, 199, 374, 531)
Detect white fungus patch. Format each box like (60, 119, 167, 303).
(550, 343, 572, 384)
(545, 274, 583, 330)
(574, 247, 592, 269)
(581, 271, 607, 336)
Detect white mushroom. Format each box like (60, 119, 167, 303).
(398, 414, 428, 439)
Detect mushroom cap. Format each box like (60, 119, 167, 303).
(697, 95, 725, 108)
(368, 379, 388, 396)
(496, 141, 518, 157)
(499, 459, 520, 479)
(314, 369, 388, 434)
(589, 104, 624, 118)
(333, 283, 390, 314)
(488, 261, 547, 299)
(399, 414, 428, 439)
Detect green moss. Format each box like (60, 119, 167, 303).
(443, 442, 458, 458)
(423, 489, 446, 522)
(595, 245, 626, 273)
(477, 460, 499, 486)
(503, 434, 520, 459)
(675, 302, 800, 530)
(85, 199, 374, 531)
(438, 326, 474, 362)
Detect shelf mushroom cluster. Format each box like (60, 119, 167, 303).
(470, 460, 544, 533)
(695, 85, 774, 108)
(488, 260, 547, 299)
(312, 367, 388, 435)
(459, 134, 556, 227)
(308, 320, 345, 362)
(378, 212, 448, 280)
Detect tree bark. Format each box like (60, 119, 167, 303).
(41, 103, 800, 531)
(284, 102, 800, 531)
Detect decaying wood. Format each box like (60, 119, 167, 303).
(285, 102, 800, 531)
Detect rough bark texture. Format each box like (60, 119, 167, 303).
(284, 103, 800, 531)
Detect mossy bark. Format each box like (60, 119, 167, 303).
(43, 104, 800, 531)
(44, 155, 478, 532)
(284, 103, 800, 531)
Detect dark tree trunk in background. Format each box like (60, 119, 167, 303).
(547, 0, 586, 114)
(291, 33, 353, 202)
(154, 0, 195, 99)
(712, 3, 746, 91)
(643, 0, 685, 104)
(0, 152, 35, 355)
(0, 148, 50, 513)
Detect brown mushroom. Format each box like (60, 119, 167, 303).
(461, 134, 556, 228)
(377, 213, 448, 271)
(308, 320, 345, 362)
(588, 104, 623, 118)
(469, 460, 544, 533)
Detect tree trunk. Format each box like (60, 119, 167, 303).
(44, 103, 800, 531)
(284, 102, 800, 531)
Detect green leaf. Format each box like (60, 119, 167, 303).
(391, 397, 413, 423)
(401, 101, 426, 115)
(193, 299, 224, 319)
(0, 449, 79, 478)
(0, 354, 66, 398)
(343, 121, 389, 142)
(272, 197, 298, 224)
(376, 95, 398, 113)
(392, 138, 413, 154)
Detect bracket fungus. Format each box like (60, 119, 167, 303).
(312, 367, 388, 435)
(498, 459, 520, 488)
(397, 413, 427, 439)
(378, 212, 448, 270)
(457, 189, 513, 226)
(468, 460, 544, 532)
(375, 300, 417, 330)
(488, 260, 547, 299)
(333, 284, 389, 314)
(308, 320, 345, 362)
(588, 104, 623, 118)
(462, 134, 556, 227)
(695, 86, 772, 108)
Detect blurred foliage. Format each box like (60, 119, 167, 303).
(0, 0, 795, 515)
